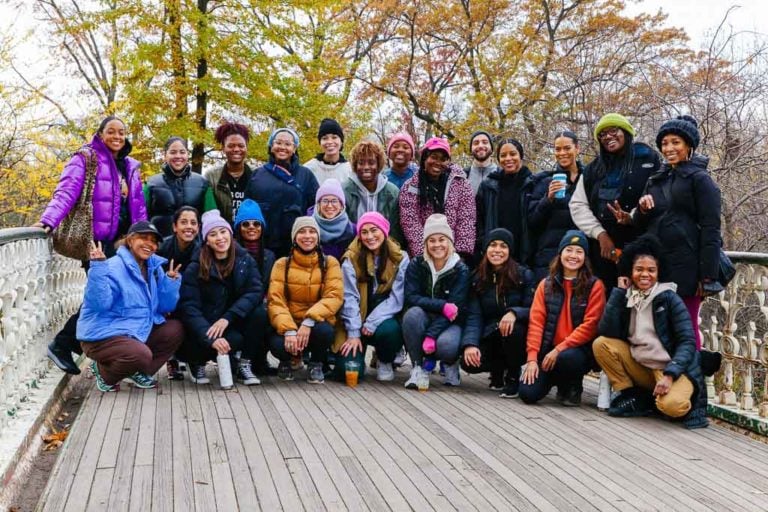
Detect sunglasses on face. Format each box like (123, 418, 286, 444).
(241, 221, 262, 228)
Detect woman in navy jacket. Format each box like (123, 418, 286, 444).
(178, 210, 264, 386)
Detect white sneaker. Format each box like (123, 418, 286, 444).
(377, 362, 395, 382)
(404, 365, 423, 389)
(443, 361, 461, 387)
(393, 347, 407, 367)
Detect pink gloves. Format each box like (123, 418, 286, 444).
(442, 302, 458, 321)
(422, 336, 437, 354)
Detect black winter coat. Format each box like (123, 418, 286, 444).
(598, 286, 707, 415)
(634, 155, 720, 296)
(404, 255, 471, 339)
(475, 167, 535, 264)
(156, 235, 200, 273)
(145, 164, 209, 237)
(463, 265, 536, 347)
(527, 165, 582, 275)
(180, 245, 263, 346)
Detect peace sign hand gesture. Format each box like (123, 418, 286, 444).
(89, 241, 106, 261)
(166, 259, 182, 279)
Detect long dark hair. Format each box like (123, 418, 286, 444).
(547, 251, 594, 300)
(356, 238, 392, 286)
(235, 223, 265, 272)
(417, 148, 448, 208)
(199, 237, 236, 281)
(473, 254, 521, 294)
(592, 129, 634, 181)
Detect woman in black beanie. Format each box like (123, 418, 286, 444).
(630, 115, 721, 351)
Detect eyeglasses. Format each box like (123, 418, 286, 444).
(241, 221, 261, 228)
(320, 198, 341, 206)
(597, 127, 621, 140)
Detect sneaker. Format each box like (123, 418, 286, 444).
(166, 358, 184, 381)
(560, 386, 582, 407)
(91, 361, 119, 392)
(489, 371, 504, 391)
(48, 341, 81, 375)
(404, 365, 424, 390)
(443, 361, 461, 386)
(393, 347, 407, 367)
(278, 361, 294, 381)
(377, 362, 395, 382)
(499, 379, 519, 398)
(290, 355, 305, 371)
(608, 388, 652, 417)
(237, 359, 261, 385)
(128, 372, 157, 389)
(189, 364, 210, 385)
(307, 363, 325, 384)
(439, 361, 446, 376)
(683, 408, 709, 429)
(369, 350, 379, 369)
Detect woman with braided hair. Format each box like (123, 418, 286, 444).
(267, 217, 343, 383)
(205, 121, 253, 224)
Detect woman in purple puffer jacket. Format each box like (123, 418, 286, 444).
(33, 115, 147, 376)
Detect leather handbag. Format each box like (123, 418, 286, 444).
(52, 146, 97, 260)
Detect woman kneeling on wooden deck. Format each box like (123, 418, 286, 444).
(77, 221, 184, 392)
(593, 235, 708, 428)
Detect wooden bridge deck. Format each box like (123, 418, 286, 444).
(38, 364, 768, 511)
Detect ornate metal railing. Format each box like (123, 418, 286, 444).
(0, 228, 85, 432)
(701, 252, 768, 430)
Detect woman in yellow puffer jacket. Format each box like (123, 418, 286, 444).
(268, 216, 343, 383)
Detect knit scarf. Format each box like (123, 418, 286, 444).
(627, 283, 657, 311)
(243, 239, 261, 259)
(313, 209, 352, 244)
(263, 161, 300, 188)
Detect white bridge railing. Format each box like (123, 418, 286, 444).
(0, 228, 85, 432)
(701, 252, 768, 431)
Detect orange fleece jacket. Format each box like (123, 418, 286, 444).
(526, 278, 606, 362)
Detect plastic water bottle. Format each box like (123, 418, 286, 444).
(553, 173, 567, 199)
(217, 353, 234, 390)
(597, 371, 611, 411)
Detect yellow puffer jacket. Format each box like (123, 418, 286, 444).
(267, 249, 343, 334)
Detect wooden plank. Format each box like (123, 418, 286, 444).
(171, 380, 195, 512)
(97, 390, 130, 469)
(85, 467, 114, 512)
(446, 386, 680, 511)
(285, 458, 326, 512)
(276, 383, 369, 511)
(251, 384, 301, 459)
(320, 384, 442, 511)
(443, 454, 518, 511)
(152, 381, 174, 512)
(197, 385, 238, 511)
(128, 465, 153, 512)
(64, 392, 116, 512)
(108, 388, 143, 511)
(41, 385, 101, 512)
(395, 388, 559, 512)
(265, 384, 347, 511)
(239, 385, 304, 511)
(308, 390, 410, 512)
(347, 384, 483, 511)
(184, 380, 217, 510)
(133, 385, 157, 466)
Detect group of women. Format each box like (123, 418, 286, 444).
(36, 112, 720, 430)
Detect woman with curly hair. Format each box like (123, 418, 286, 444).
(205, 121, 253, 224)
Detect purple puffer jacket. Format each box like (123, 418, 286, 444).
(40, 134, 146, 242)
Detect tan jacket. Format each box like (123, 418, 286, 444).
(267, 249, 343, 334)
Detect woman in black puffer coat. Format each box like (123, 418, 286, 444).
(594, 235, 708, 429)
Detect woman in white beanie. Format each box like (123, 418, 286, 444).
(267, 216, 344, 383)
(402, 214, 471, 390)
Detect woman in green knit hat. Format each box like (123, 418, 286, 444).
(568, 113, 660, 291)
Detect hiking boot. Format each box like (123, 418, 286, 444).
(91, 361, 119, 392)
(189, 364, 210, 384)
(278, 361, 294, 381)
(128, 372, 157, 389)
(377, 362, 395, 382)
(307, 363, 325, 384)
(393, 347, 407, 367)
(683, 408, 709, 429)
(237, 359, 261, 386)
(166, 358, 184, 381)
(608, 388, 653, 417)
(499, 379, 519, 399)
(443, 361, 461, 386)
(404, 365, 424, 390)
(48, 341, 81, 375)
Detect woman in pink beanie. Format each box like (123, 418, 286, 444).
(332, 212, 410, 382)
(383, 132, 418, 190)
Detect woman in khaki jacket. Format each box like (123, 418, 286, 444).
(268, 216, 343, 383)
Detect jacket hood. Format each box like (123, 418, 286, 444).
(161, 162, 192, 180)
(665, 153, 709, 178)
(625, 281, 677, 310)
(350, 172, 389, 196)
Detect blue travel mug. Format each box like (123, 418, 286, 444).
(552, 173, 567, 199)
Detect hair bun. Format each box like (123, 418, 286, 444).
(676, 115, 698, 128)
